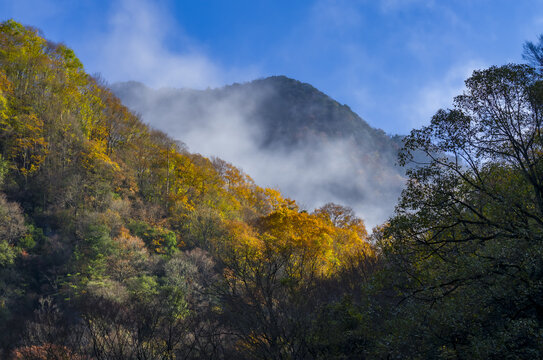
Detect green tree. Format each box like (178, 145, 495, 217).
(380, 64, 543, 358)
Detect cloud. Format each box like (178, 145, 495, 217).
(94, 0, 258, 89)
(405, 60, 487, 129)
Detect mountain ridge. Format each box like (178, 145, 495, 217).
(112, 75, 406, 227)
(112, 75, 400, 149)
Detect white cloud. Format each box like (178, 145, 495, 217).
(406, 60, 486, 129)
(94, 0, 258, 89)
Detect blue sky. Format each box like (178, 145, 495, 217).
(1, 0, 542, 134)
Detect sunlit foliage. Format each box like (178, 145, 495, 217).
(0, 20, 372, 359)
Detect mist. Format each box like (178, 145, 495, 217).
(112, 81, 406, 229)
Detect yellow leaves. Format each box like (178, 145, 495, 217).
(224, 219, 261, 253)
(83, 146, 120, 171)
(0, 92, 7, 120)
(221, 201, 372, 280)
(1, 112, 48, 177)
(80, 126, 121, 173)
(163, 152, 229, 215)
(212, 159, 260, 216)
(0, 20, 122, 182)
(0, 21, 374, 286)
(0, 20, 46, 64)
(312, 203, 373, 266)
(79, 83, 107, 137)
(260, 206, 329, 248)
(0, 71, 11, 120)
(262, 188, 298, 212)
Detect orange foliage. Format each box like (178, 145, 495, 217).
(221, 201, 373, 280)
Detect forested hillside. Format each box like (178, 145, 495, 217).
(0, 20, 372, 359)
(112, 77, 406, 228)
(1, 19, 543, 359)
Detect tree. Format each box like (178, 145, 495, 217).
(380, 63, 543, 358)
(214, 201, 372, 359)
(523, 34, 543, 71)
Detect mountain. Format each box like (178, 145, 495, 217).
(112, 76, 406, 227)
(112, 76, 400, 152)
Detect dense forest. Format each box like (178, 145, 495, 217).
(0, 20, 542, 359)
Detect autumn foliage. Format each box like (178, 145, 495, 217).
(0, 20, 372, 359)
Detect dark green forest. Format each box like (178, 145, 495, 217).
(0, 20, 542, 359)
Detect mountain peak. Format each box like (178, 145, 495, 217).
(112, 77, 405, 228)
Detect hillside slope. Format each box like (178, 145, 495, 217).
(0, 20, 373, 358)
